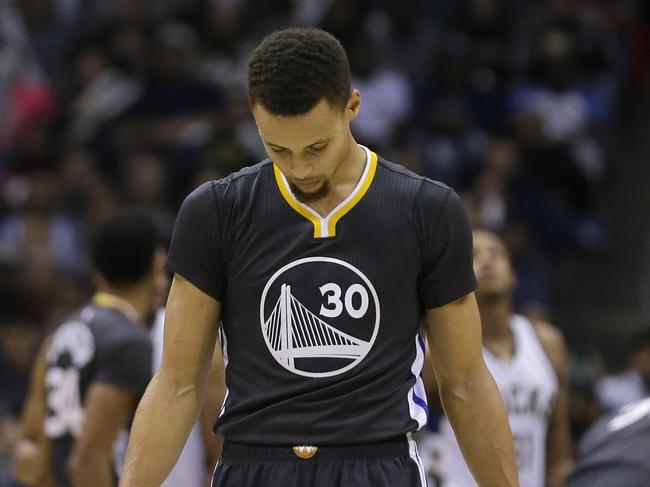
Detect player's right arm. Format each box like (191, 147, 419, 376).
(120, 274, 221, 487)
(12, 337, 54, 487)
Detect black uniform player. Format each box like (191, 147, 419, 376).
(44, 211, 166, 487)
(122, 28, 519, 487)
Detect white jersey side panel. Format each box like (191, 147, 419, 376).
(441, 314, 559, 487)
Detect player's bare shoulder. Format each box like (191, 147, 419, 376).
(532, 320, 569, 380)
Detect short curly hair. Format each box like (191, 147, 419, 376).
(248, 27, 351, 116)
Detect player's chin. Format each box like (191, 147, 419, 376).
(290, 180, 329, 202)
(292, 178, 322, 191)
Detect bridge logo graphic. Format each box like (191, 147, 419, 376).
(260, 257, 380, 378)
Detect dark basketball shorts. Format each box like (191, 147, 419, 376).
(211, 436, 428, 487)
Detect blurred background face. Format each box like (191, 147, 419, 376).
(252, 95, 357, 203)
(473, 229, 516, 299)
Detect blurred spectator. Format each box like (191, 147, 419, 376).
(463, 138, 519, 230)
(0, 171, 86, 276)
(568, 363, 602, 445)
(318, 0, 368, 48)
(594, 329, 650, 412)
(121, 151, 176, 235)
(349, 35, 412, 151)
(127, 22, 225, 188)
(0, 2, 56, 167)
(198, 1, 250, 99)
(67, 46, 142, 145)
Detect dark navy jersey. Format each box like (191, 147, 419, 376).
(167, 146, 476, 445)
(44, 296, 152, 487)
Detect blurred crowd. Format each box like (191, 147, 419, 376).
(0, 0, 649, 483)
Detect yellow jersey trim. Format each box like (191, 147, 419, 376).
(273, 146, 378, 238)
(92, 292, 140, 322)
(273, 164, 323, 238)
(327, 150, 377, 236)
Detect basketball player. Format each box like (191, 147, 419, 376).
(121, 28, 518, 487)
(438, 229, 573, 486)
(13, 224, 222, 487)
(41, 210, 166, 487)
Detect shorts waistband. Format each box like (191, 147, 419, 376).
(221, 438, 410, 460)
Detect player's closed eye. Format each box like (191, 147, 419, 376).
(307, 144, 327, 154)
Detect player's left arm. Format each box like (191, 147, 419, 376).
(534, 321, 574, 487)
(67, 383, 135, 487)
(425, 293, 519, 487)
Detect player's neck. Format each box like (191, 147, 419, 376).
(478, 296, 513, 344)
(309, 140, 367, 217)
(95, 285, 150, 326)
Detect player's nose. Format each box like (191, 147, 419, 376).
(290, 161, 313, 180)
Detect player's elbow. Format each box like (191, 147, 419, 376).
(154, 365, 205, 403)
(438, 360, 491, 394)
(438, 361, 490, 406)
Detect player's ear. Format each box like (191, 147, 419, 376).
(345, 89, 361, 121)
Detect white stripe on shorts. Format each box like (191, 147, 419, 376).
(408, 433, 428, 487)
(210, 459, 220, 487)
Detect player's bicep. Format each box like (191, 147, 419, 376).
(73, 383, 134, 455)
(160, 273, 221, 386)
(424, 292, 484, 387)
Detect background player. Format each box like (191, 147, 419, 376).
(121, 27, 518, 487)
(432, 229, 573, 486)
(17, 210, 167, 487)
(13, 212, 224, 487)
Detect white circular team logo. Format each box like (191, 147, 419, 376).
(260, 257, 380, 378)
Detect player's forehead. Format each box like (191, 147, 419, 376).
(473, 229, 508, 255)
(253, 99, 342, 148)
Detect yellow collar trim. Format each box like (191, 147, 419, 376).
(92, 292, 140, 322)
(273, 146, 378, 238)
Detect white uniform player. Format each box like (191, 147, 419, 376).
(152, 309, 207, 487)
(441, 314, 558, 487)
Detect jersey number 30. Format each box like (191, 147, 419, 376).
(319, 283, 369, 319)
